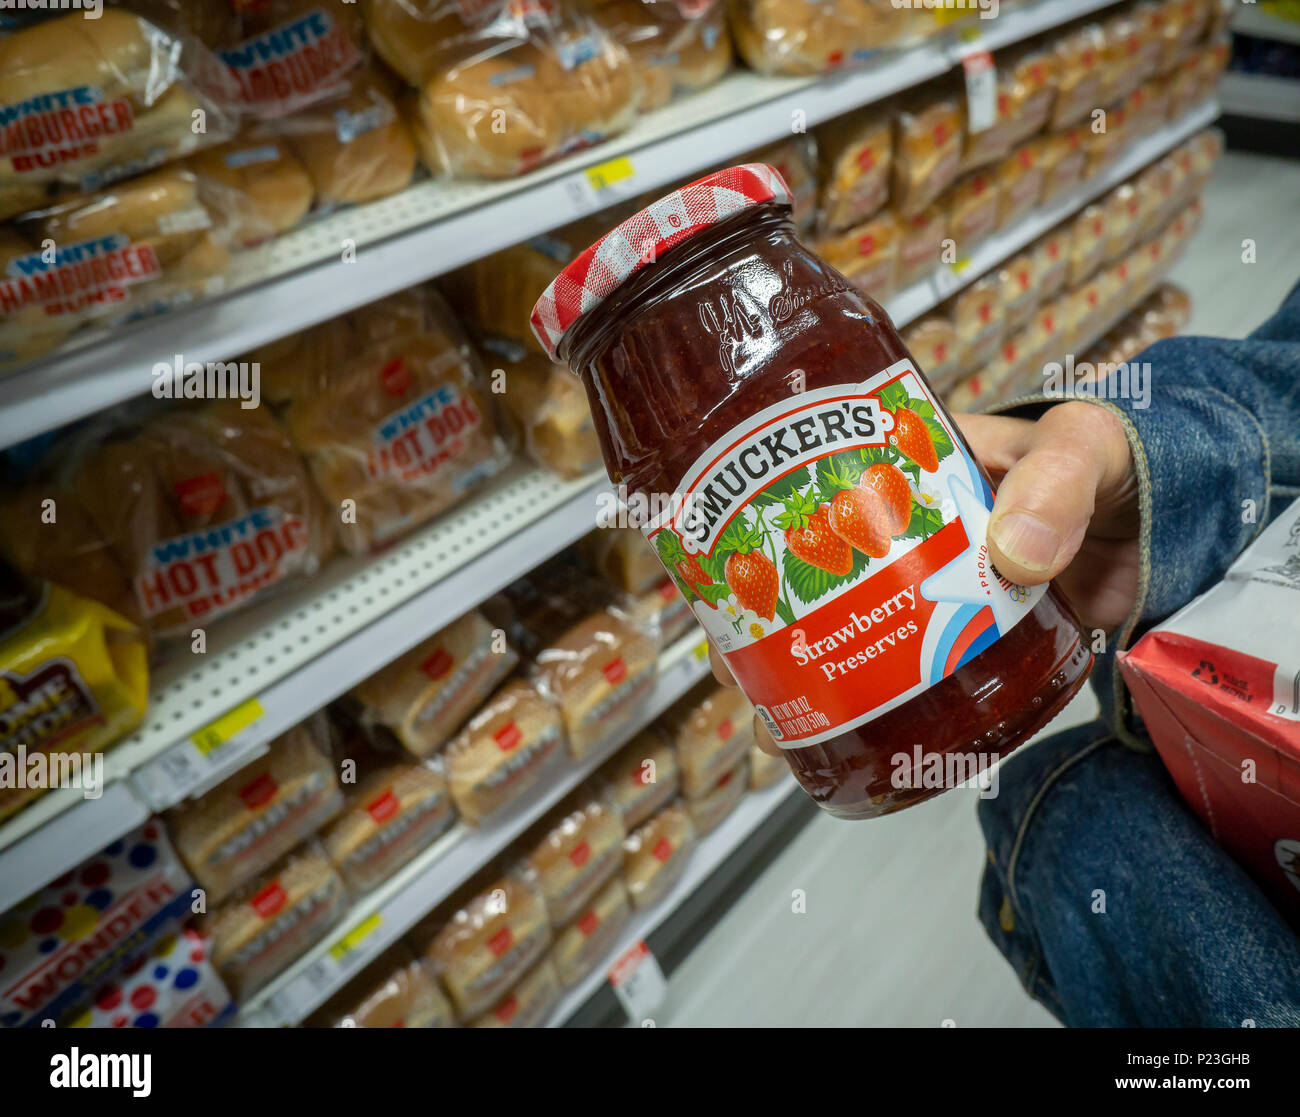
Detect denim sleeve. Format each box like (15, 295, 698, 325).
(991, 276, 1300, 744)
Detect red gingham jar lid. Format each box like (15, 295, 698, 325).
(529, 163, 793, 361)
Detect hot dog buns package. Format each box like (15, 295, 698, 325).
(746, 134, 818, 232)
(321, 745, 455, 893)
(522, 786, 626, 928)
(62, 924, 233, 1029)
(167, 718, 343, 903)
(663, 680, 754, 797)
(0, 9, 240, 190)
(997, 144, 1044, 230)
(593, 0, 731, 112)
(266, 288, 514, 554)
(814, 112, 892, 234)
(813, 209, 899, 303)
(3, 400, 332, 642)
(550, 875, 630, 987)
(1049, 21, 1105, 130)
(729, 0, 905, 76)
(952, 272, 1004, 377)
(416, 871, 551, 1020)
(944, 169, 1000, 260)
(469, 958, 560, 1027)
(1034, 125, 1086, 204)
(902, 312, 961, 396)
(0, 571, 148, 823)
(686, 756, 748, 835)
(892, 86, 963, 218)
(748, 741, 786, 789)
(577, 528, 666, 597)
(0, 819, 192, 1028)
(620, 577, 696, 648)
(443, 678, 567, 826)
(999, 249, 1040, 338)
(185, 131, 316, 246)
(623, 800, 694, 911)
(307, 943, 456, 1027)
(599, 728, 680, 830)
(894, 201, 947, 290)
(350, 609, 519, 758)
(203, 843, 349, 999)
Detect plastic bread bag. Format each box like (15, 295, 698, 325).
(1082, 101, 1133, 180)
(998, 250, 1040, 339)
(591, 0, 732, 112)
(952, 272, 1003, 376)
(1065, 275, 1109, 352)
(350, 609, 520, 758)
(980, 330, 1034, 407)
(479, 334, 603, 481)
(216, 0, 368, 119)
(0, 9, 241, 191)
(1187, 128, 1223, 188)
(812, 209, 899, 304)
(1098, 7, 1159, 107)
(482, 554, 607, 660)
(745, 134, 818, 232)
(0, 182, 47, 223)
(598, 726, 680, 831)
(0, 569, 147, 823)
(619, 576, 696, 649)
(469, 958, 560, 1027)
(996, 144, 1043, 231)
(748, 741, 785, 790)
(892, 83, 963, 218)
(1192, 37, 1229, 103)
(410, 2, 641, 180)
(7, 166, 236, 346)
(661, 679, 754, 798)
(1154, 0, 1206, 75)
(521, 783, 627, 928)
(443, 676, 567, 826)
(727, 0, 904, 77)
(321, 733, 457, 893)
(307, 943, 455, 1027)
(1067, 203, 1106, 287)
(1101, 181, 1141, 264)
(185, 130, 316, 246)
(1032, 124, 1086, 204)
(365, 0, 534, 87)
(578, 527, 678, 597)
(414, 869, 552, 1020)
(944, 169, 999, 261)
(1140, 281, 1192, 336)
(270, 288, 515, 554)
(549, 876, 630, 987)
(105, 0, 243, 46)
(201, 842, 350, 1000)
(277, 65, 419, 206)
(686, 756, 748, 836)
(813, 111, 893, 235)
(59, 923, 233, 1029)
(1122, 83, 1161, 142)
(167, 715, 343, 904)
(532, 607, 660, 758)
(1030, 225, 1070, 303)
(622, 799, 694, 911)
(894, 201, 947, 290)
(1048, 21, 1105, 130)
(999, 42, 1059, 149)
(901, 311, 962, 395)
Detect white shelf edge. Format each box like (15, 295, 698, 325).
(1233, 6, 1300, 46)
(1219, 71, 1300, 123)
(0, 0, 1123, 451)
(236, 631, 712, 1027)
(548, 776, 801, 1027)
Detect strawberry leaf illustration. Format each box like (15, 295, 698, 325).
(877, 381, 912, 412)
(752, 464, 813, 509)
(781, 546, 870, 606)
(772, 488, 819, 532)
(813, 455, 862, 504)
(653, 530, 687, 567)
(897, 501, 944, 541)
(698, 512, 751, 584)
(695, 582, 733, 607)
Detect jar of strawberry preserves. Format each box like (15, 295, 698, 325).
(531, 165, 1092, 819)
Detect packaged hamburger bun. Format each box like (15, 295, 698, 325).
(321, 747, 456, 893)
(0, 9, 240, 190)
(204, 843, 350, 998)
(0, 181, 46, 222)
(894, 201, 947, 290)
(307, 943, 455, 1027)
(729, 0, 903, 76)
(578, 527, 671, 597)
(1034, 125, 1087, 204)
(1049, 22, 1105, 130)
(620, 577, 696, 648)
(105, 0, 242, 46)
(273, 288, 514, 554)
(0, 571, 148, 822)
(185, 132, 315, 246)
(364, 0, 501, 87)
(443, 677, 565, 827)
(996, 143, 1043, 230)
(1098, 7, 1160, 106)
(418, 871, 552, 1020)
(167, 718, 344, 903)
(469, 958, 560, 1028)
(998, 43, 1059, 150)
(746, 134, 818, 232)
(952, 273, 1004, 376)
(1030, 225, 1071, 303)
(748, 741, 785, 790)
(813, 209, 899, 303)
(901, 312, 961, 395)
(892, 86, 963, 217)
(0, 226, 77, 369)
(1067, 203, 1106, 286)
(623, 800, 694, 910)
(814, 112, 893, 235)
(998, 251, 1040, 338)
(593, 0, 731, 112)
(663, 680, 754, 797)
(522, 786, 627, 928)
(685, 756, 748, 835)
(351, 610, 519, 758)
(599, 727, 680, 831)
(550, 875, 630, 987)
(1102, 181, 1142, 264)
(944, 169, 1000, 259)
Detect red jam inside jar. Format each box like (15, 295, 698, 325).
(533, 165, 1091, 819)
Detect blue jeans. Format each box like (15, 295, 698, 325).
(977, 721, 1300, 1027)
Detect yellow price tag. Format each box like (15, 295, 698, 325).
(693, 640, 710, 661)
(586, 157, 635, 192)
(952, 257, 972, 275)
(330, 913, 382, 961)
(190, 697, 264, 756)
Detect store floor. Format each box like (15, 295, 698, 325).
(655, 149, 1300, 1028)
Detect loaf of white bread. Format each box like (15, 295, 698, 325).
(307, 943, 456, 1028)
(351, 610, 519, 757)
(469, 959, 561, 1028)
(443, 678, 566, 826)
(749, 741, 787, 790)
(662, 682, 755, 797)
(550, 876, 631, 988)
(522, 788, 627, 929)
(623, 801, 695, 911)
(600, 729, 680, 831)
(686, 757, 749, 836)
(168, 721, 343, 903)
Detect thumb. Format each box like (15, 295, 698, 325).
(983, 402, 1127, 586)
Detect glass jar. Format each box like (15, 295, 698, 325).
(532, 165, 1091, 819)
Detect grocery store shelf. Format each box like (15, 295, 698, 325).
(1219, 71, 1300, 123)
(887, 98, 1222, 328)
(1234, 5, 1300, 46)
(0, 0, 1123, 451)
(548, 776, 801, 1027)
(236, 632, 712, 1028)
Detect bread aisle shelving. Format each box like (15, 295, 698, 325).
(0, 0, 1123, 450)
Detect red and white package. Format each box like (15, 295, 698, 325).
(1119, 499, 1300, 924)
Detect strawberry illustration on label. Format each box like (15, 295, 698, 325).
(725, 550, 779, 622)
(860, 462, 912, 535)
(828, 485, 891, 559)
(889, 407, 939, 472)
(776, 490, 852, 576)
(676, 555, 713, 594)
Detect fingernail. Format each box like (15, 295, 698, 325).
(989, 511, 1060, 572)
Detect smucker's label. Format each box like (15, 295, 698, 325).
(643, 359, 1044, 748)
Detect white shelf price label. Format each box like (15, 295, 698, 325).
(565, 156, 637, 215)
(608, 940, 666, 1023)
(961, 48, 997, 134)
(132, 696, 266, 809)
